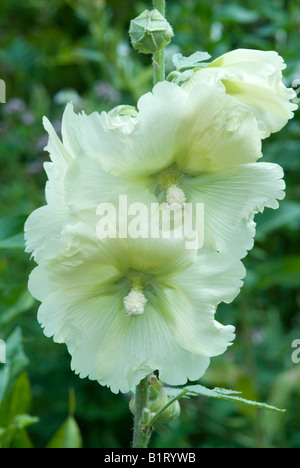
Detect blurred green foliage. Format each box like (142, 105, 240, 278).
(0, 0, 299, 448)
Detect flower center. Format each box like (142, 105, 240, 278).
(166, 184, 186, 210)
(124, 286, 147, 317)
(123, 271, 149, 317)
(156, 165, 187, 209)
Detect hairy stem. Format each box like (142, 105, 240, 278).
(153, 0, 166, 85)
(132, 375, 152, 448)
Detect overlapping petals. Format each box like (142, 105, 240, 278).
(29, 208, 244, 393)
(183, 49, 297, 138)
(25, 56, 291, 393)
(70, 81, 285, 258)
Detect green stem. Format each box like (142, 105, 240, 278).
(132, 375, 152, 448)
(153, 0, 166, 14)
(153, 0, 166, 85)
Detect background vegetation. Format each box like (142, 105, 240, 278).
(0, 0, 299, 448)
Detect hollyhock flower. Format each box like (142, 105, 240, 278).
(28, 194, 245, 393)
(24, 104, 79, 263)
(69, 80, 285, 259)
(25, 104, 135, 263)
(183, 49, 297, 138)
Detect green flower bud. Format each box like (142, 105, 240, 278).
(150, 387, 181, 424)
(129, 9, 174, 55)
(148, 374, 163, 400)
(129, 375, 181, 425)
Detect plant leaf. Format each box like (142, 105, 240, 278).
(0, 373, 32, 427)
(0, 414, 38, 448)
(0, 328, 29, 404)
(0, 215, 26, 250)
(172, 51, 211, 71)
(47, 416, 82, 448)
(164, 384, 285, 413)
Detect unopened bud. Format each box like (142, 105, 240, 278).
(150, 388, 181, 424)
(129, 376, 181, 425)
(129, 9, 174, 55)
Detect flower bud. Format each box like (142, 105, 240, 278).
(150, 387, 181, 424)
(129, 375, 181, 425)
(129, 9, 174, 55)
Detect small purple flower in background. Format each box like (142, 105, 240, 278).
(2, 98, 26, 115)
(21, 110, 35, 126)
(35, 134, 49, 154)
(52, 118, 62, 135)
(26, 158, 45, 175)
(93, 80, 121, 103)
(2, 97, 35, 127)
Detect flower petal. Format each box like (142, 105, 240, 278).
(174, 84, 262, 173)
(24, 204, 68, 263)
(94, 301, 211, 393)
(36, 281, 211, 393)
(153, 252, 243, 356)
(185, 49, 297, 138)
(64, 155, 132, 212)
(182, 162, 285, 257)
(75, 83, 186, 178)
(61, 103, 84, 158)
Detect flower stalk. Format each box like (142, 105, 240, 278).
(132, 375, 153, 448)
(153, 0, 166, 84)
(132, 0, 166, 448)
(132, 1, 167, 446)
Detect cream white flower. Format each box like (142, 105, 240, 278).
(183, 49, 297, 138)
(25, 74, 288, 395)
(24, 104, 79, 263)
(28, 199, 245, 393)
(24, 104, 132, 263)
(72, 81, 285, 259)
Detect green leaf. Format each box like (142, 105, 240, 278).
(47, 416, 82, 448)
(0, 414, 38, 448)
(0, 215, 26, 242)
(254, 256, 300, 289)
(256, 200, 300, 240)
(0, 373, 32, 427)
(74, 47, 104, 63)
(13, 414, 39, 428)
(0, 215, 26, 250)
(164, 385, 285, 413)
(68, 388, 76, 416)
(172, 51, 211, 71)
(0, 328, 29, 404)
(10, 429, 34, 448)
(261, 367, 300, 443)
(0, 290, 35, 327)
(216, 5, 260, 24)
(0, 233, 25, 250)
(0, 373, 37, 448)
